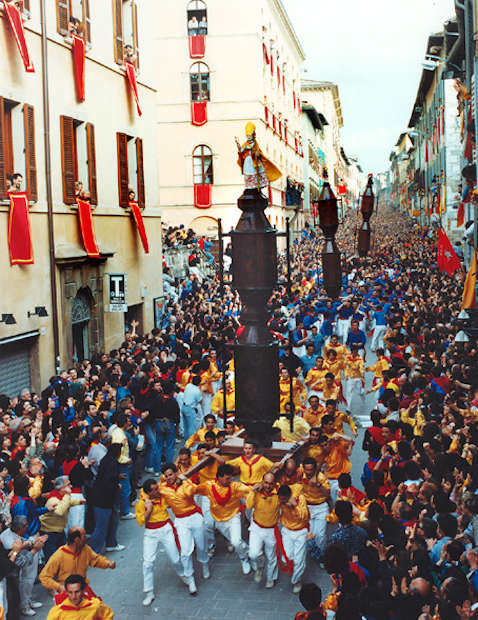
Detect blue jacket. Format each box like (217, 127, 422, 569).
(11, 495, 48, 537)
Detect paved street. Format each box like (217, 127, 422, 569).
(32, 350, 377, 620)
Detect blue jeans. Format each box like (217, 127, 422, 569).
(40, 530, 66, 562)
(157, 419, 176, 465)
(145, 423, 161, 473)
(89, 503, 120, 553)
(118, 463, 132, 516)
(182, 405, 198, 443)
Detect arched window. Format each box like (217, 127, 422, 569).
(193, 145, 213, 184)
(190, 62, 210, 101)
(187, 0, 207, 35)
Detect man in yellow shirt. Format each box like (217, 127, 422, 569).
(185, 414, 219, 448)
(278, 484, 310, 593)
(303, 427, 326, 469)
(343, 344, 365, 411)
(323, 334, 348, 362)
(279, 368, 307, 414)
(228, 441, 275, 486)
(273, 406, 310, 442)
(159, 463, 209, 594)
(299, 457, 331, 554)
(304, 357, 328, 398)
(196, 464, 251, 575)
(322, 400, 357, 437)
(365, 348, 390, 385)
(323, 349, 344, 382)
(321, 433, 354, 503)
(320, 373, 343, 405)
(303, 396, 326, 428)
(246, 473, 280, 588)
(46, 574, 113, 620)
(136, 479, 185, 606)
(210, 381, 235, 424)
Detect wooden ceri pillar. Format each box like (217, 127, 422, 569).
(230, 188, 279, 445)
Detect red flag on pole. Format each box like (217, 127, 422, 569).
(72, 34, 85, 101)
(125, 62, 142, 116)
(7, 192, 33, 265)
(437, 228, 461, 275)
(2, 0, 34, 72)
(457, 202, 465, 227)
(76, 198, 100, 258)
(129, 201, 149, 253)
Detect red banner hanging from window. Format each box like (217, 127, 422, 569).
(125, 62, 142, 116)
(262, 42, 270, 64)
(270, 54, 274, 76)
(72, 34, 85, 101)
(277, 66, 281, 86)
(282, 74, 286, 96)
(297, 98, 301, 114)
(279, 121, 282, 140)
(76, 197, 100, 258)
(129, 201, 149, 253)
(7, 192, 33, 265)
(265, 106, 269, 125)
(293, 91, 296, 109)
(2, 0, 34, 72)
(189, 35, 206, 58)
(191, 101, 207, 126)
(268, 184, 273, 206)
(272, 114, 277, 133)
(338, 183, 347, 195)
(194, 184, 212, 208)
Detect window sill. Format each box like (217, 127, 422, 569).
(0, 6, 30, 21)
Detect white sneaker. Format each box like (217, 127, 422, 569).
(265, 579, 275, 589)
(105, 544, 126, 552)
(241, 559, 251, 575)
(20, 609, 35, 617)
(254, 568, 263, 583)
(143, 592, 155, 606)
(120, 512, 135, 520)
(187, 576, 197, 595)
(202, 563, 210, 579)
(29, 602, 43, 609)
(293, 582, 302, 594)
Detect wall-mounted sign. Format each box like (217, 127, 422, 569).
(108, 274, 128, 312)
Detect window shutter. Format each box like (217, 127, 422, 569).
(0, 98, 6, 201)
(56, 0, 70, 36)
(23, 0, 30, 12)
(60, 116, 76, 205)
(116, 133, 129, 208)
(86, 123, 97, 205)
(135, 137, 145, 207)
(23, 104, 37, 202)
(113, 0, 124, 65)
(132, 0, 140, 70)
(83, 0, 91, 44)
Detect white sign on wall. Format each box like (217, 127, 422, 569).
(108, 274, 128, 312)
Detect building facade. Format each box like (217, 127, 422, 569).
(0, 0, 162, 394)
(157, 0, 305, 236)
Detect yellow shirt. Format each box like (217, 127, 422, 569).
(400, 407, 426, 436)
(191, 453, 219, 483)
(304, 368, 328, 391)
(135, 488, 170, 527)
(298, 472, 330, 505)
(39, 544, 110, 592)
(280, 492, 309, 531)
(46, 596, 113, 620)
(321, 383, 341, 401)
(344, 355, 364, 379)
(200, 370, 213, 395)
(323, 358, 344, 380)
(334, 411, 357, 435)
(323, 343, 349, 361)
(277, 465, 304, 487)
(211, 389, 235, 419)
(227, 454, 274, 485)
(279, 377, 307, 413)
(185, 426, 219, 448)
(246, 489, 280, 527)
(366, 356, 390, 379)
(159, 479, 200, 517)
(28, 475, 44, 500)
(324, 439, 351, 479)
(303, 406, 326, 428)
(197, 480, 250, 522)
(273, 416, 310, 442)
(303, 444, 325, 469)
(111, 426, 129, 464)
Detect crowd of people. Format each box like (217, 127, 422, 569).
(0, 204, 476, 619)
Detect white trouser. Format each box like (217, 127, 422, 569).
(174, 511, 208, 577)
(337, 318, 350, 343)
(19, 551, 39, 608)
(143, 523, 183, 593)
(329, 479, 340, 504)
(370, 325, 387, 351)
(215, 513, 248, 562)
(308, 502, 329, 552)
(67, 492, 85, 530)
(201, 393, 213, 416)
(196, 495, 215, 550)
(248, 521, 278, 582)
(282, 527, 307, 584)
(343, 377, 364, 409)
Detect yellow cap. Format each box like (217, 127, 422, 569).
(245, 122, 256, 136)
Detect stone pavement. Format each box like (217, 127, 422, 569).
(32, 349, 379, 620)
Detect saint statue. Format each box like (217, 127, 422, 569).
(235, 122, 281, 190)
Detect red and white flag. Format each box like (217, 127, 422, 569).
(437, 228, 461, 275)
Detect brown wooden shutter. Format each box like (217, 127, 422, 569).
(113, 0, 124, 65)
(60, 116, 77, 205)
(86, 122, 97, 205)
(23, 0, 30, 12)
(135, 137, 145, 207)
(83, 0, 91, 44)
(132, 0, 139, 70)
(0, 98, 6, 201)
(23, 104, 37, 202)
(116, 132, 129, 208)
(56, 0, 70, 36)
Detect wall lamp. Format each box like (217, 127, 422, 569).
(27, 306, 48, 318)
(0, 314, 16, 325)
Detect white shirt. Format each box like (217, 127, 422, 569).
(183, 383, 202, 408)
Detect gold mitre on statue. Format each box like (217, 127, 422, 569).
(245, 121, 256, 137)
(240, 121, 282, 182)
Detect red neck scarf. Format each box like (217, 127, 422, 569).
(241, 454, 261, 478)
(211, 482, 231, 506)
(47, 490, 64, 501)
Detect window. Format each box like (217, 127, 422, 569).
(116, 133, 145, 208)
(0, 97, 37, 201)
(190, 62, 210, 101)
(187, 0, 207, 35)
(3, 1, 30, 16)
(60, 116, 97, 205)
(56, 0, 91, 44)
(113, 0, 139, 69)
(193, 145, 213, 185)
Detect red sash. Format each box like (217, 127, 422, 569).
(72, 34, 85, 101)
(125, 62, 142, 116)
(2, 0, 34, 72)
(241, 455, 261, 480)
(274, 525, 293, 574)
(191, 101, 207, 126)
(7, 192, 33, 265)
(129, 201, 149, 253)
(211, 483, 231, 507)
(76, 197, 100, 257)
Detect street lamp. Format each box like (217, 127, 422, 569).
(358, 174, 374, 257)
(317, 168, 342, 299)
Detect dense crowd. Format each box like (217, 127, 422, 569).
(0, 204, 477, 619)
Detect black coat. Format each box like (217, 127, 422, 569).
(90, 453, 120, 509)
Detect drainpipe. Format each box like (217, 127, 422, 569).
(40, 0, 60, 373)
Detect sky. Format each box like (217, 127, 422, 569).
(281, 0, 456, 173)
